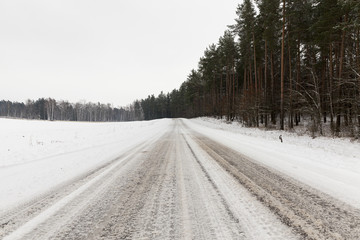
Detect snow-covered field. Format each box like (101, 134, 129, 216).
(0, 118, 172, 212)
(1, 117, 360, 239)
(188, 117, 360, 209)
(1, 117, 360, 213)
(1, 117, 359, 214)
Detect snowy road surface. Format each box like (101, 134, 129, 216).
(1, 119, 360, 239)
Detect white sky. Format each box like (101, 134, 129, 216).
(0, 0, 240, 106)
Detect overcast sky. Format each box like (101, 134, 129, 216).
(0, 0, 240, 106)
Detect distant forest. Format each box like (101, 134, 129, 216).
(2, 0, 360, 137)
(0, 99, 143, 122)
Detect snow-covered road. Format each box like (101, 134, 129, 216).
(1, 118, 360, 239)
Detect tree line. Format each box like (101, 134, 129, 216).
(0, 98, 143, 122)
(141, 0, 360, 137)
(2, 1, 359, 137)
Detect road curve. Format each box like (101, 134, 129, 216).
(1, 119, 359, 240)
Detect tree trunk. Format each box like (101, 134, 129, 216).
(264, 40, 268, 127)
(296, 39, 301, 126)
(336, 14, 347, 135)
(232, 61, 235, 120)
(280, 0, 285, 130)
(220, 71, 223, 118)
(249, 61, 254, 126)
(329, 43, 334, 131)
(253, 32, 259, 127)
(226, 66, 230, 121)
(321, 54, 326, 124)
(243, 67, 247, 95)
(270, 51, 276, 125)
(288, 42, 293, 129)
(356, 28, 360, 135)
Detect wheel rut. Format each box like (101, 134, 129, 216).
(191, 133, 360, 240)
(0, 140, 149, 239)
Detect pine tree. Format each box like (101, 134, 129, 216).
(199, 44, 222, 116)
(257, 0, 281, 126)
(233, 0, 257, 126)
(218, 30, 238, 121)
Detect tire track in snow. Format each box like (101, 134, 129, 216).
(0, 138, 152, 239)
(183, 136, 242, 227)
(191, 133, 360, 240)
(180, 122, 299, 240)
(177, 131, 245, 239)
(132, 123, 244, 239)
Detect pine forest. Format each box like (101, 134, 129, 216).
(141, 0, 360, 137)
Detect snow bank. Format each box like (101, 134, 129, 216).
(185, 117, 360, 209)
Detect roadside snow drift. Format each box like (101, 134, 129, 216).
(185, 118, 360, 209)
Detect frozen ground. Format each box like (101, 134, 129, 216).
(0, 117, 359, 239)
